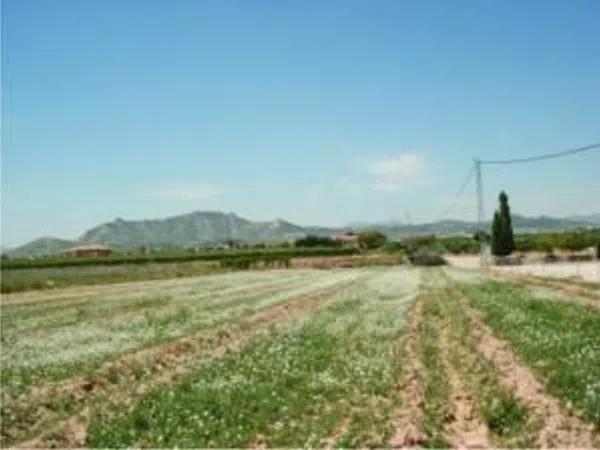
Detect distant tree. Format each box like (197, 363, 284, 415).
(491, 191, 515, 256)
(535, 235, 555, 254)
(473, 230, 490, 243)
(358, 230, 387, 250)
(561, 232, 588, 252)
(294, 235, 338, 247)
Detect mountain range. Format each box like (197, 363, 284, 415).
(4, 210, 599, 258)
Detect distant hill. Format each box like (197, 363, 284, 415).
(567, 213, 600, 225)
(6, 210, 598, 258)
(4, 237, 76, 258)
(369, 214, 598, 237)
(79, 211, 308, 249)
(510, 214, 599, 231)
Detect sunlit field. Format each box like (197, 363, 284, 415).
(1, 266, 599, 448)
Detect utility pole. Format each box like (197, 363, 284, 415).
(474, 158, 486, 270)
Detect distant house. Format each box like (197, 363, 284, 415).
(65, 244, 113, 258)
(334, 231, 359, 247)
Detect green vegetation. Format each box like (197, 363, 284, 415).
(1, 269, 369, 446)
(434, 273, 531, 446)
(358, 230, 387, 249)
(419, 295, 450, 447)
(514, 229, 600, 253)
(2, 266, 598, 448)
(0, 260, 221, 293)
(397, 228, 599, 256)
(481, 394, 527, 439)
(85, 268, 419, 448)
(400, 234, 477, 256)
(491, 191, 515, 256)
(0, 270, 358, 394)
(219, 255, 292, 270)
(294, 235, 340, 247)
(1, 247, 356, 271)
(460, 280, 600, 423)
(410, 250, 447, 266)
(438, 235, 480, 254)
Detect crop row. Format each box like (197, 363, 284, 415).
(458, 279, 600, 423)
(87, 267, 420, 447)
(0, 269, 358, 393)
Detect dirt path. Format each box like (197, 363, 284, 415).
(453, 286, 599, 448)
(437, 322, 490, 449)
(388, 299, 426, 448)
(10, 277, 363, 449)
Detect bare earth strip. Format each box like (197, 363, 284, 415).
(10, 275, 366, 448)
(322, 418, 351, 450)
(437, 321, 490, 448)
(445, 255, 600, 283)
(453, 288, 599, 448)
(388, 298, 426, 448)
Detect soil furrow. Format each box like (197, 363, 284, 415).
(437, 322, 490, 449)
(9, 276, 363, 448)
(454, 288, 599, 448)
(322, 418, 350, 449)
(388, 299, 426, 448)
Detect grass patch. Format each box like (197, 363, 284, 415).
(482, 393, 527, 437)
(0, 260, 221, 293)
(419, 292, 450, 448)
(460, 280, 600, 424)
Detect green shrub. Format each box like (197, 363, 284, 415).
(410, 250, 447, 266)
(357, 230, 387, 249)
(294, 235, 339, 248)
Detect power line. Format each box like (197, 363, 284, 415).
(475, 140, 600, 271)
(481, 142, 600, 165)
(436, 166, 475, 221)
(432, 140, 598, 232)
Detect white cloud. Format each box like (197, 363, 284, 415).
(148, 182, 223, 200)
(368, 152, 425, 191)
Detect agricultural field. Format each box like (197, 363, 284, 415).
(1, 266, 599, 448)
(0, 249, 397, 294)
(0, 260, 221, 293)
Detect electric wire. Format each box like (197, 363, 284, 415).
(480, 142, 600, 165)
(436, 166, 475, 221)
(429, 141, 599, 225)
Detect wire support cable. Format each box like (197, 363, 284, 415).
(481, 142, 600, 165)
(437, 166, 475, 221)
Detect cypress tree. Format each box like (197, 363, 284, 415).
(491, 191, 515, 256)
(491, 210, 503, 255)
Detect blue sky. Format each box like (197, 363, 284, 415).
(2, 0, 599, 247)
